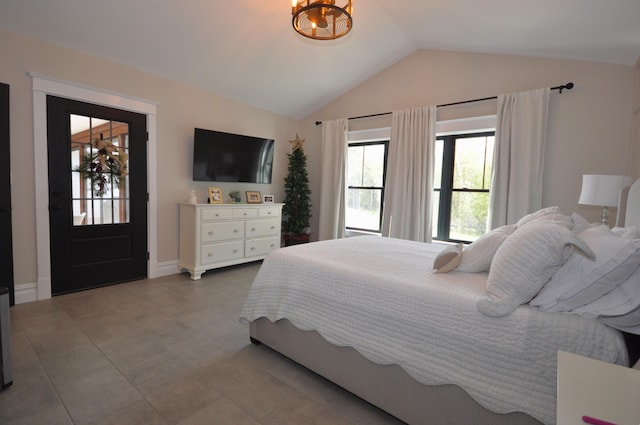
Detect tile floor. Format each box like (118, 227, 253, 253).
(0, 262, 404, 425)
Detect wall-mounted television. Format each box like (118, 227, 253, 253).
(192, 128, 274, 184)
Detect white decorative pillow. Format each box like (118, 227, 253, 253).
(477, 222, 594, 317)
(571, 212, 596, 234)
(456, 224, 517, 272)
(433, 243, 463, 273)
(572, 265, 640, 334)
(611, 226, 640, 240)
(531, 226, 640, 312)
(516, 206, 573, 230)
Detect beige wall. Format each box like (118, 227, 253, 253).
(302, 49, 636, 239)
(0, 29, 299, 289)
(2, 27, 637, 294)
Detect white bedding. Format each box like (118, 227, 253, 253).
(240, 236, 629, 425)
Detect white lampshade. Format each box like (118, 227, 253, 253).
(578, 174, 632, 207)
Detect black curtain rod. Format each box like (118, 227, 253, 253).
(314, 82, 574, 126)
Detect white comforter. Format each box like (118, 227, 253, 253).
(240, 236, 628, 425)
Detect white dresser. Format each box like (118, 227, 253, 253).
(179, 203, 283, 280)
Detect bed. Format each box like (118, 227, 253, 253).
(240, 181, 640, 425)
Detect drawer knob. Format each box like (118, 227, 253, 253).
(243, 212, 247, 216)
(208, 253, 213, 257)
(270, 243, 275, 247)
(251, 247, 255, 251)
(251, 227, 256, 231)
(208, 231, 214, 236)
(233, 249, 238, 253)
(270, 226, 275, 229)
(215, 213, 219, 217)
(267, 212, 272, 215)
(233, 229, 239, 233)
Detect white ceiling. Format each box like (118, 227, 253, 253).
(1, 0, 639, 119)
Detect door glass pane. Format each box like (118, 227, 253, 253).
(70, 114, 130, 225)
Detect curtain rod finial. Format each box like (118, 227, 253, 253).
(560, 82, 574, 93)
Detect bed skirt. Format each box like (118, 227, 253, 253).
(249, 317, 543, 425)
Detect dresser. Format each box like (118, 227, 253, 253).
(179, 203, 283, 280)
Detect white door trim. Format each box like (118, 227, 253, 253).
(30, 73, 158, 301)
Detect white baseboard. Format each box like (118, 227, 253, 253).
(15, 283, 38, 304)
(14, 260, 182, 304)
(152, 260, 181, 278)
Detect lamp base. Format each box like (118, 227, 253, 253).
(601, 206, 609, 226)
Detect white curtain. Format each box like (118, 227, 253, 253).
(489, 88, 550, 229)
(381, 106, 436, 242)
(318, 118, 348, 240)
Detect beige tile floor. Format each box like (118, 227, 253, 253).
(0, 262, 404, 425)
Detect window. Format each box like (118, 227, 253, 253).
(432, 132, 495, 242)
(346, 141, 389, 233)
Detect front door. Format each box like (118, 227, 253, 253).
(47, 96, 148, 295)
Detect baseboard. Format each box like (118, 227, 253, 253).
(151, 260, 181, 279)
(14, 283, 38, 304)
(14, 261, 181, 305)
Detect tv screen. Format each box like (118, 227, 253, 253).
(192, 128, 274, 183)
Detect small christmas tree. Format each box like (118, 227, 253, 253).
(283, 134, 311, 243)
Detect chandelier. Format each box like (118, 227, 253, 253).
(292, 1, 353, 40)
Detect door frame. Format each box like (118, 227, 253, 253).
(30, 73, 158, 301)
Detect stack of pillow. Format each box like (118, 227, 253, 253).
(433, 206, 640, 334)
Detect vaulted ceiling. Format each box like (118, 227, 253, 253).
(1, 0, 638, 119)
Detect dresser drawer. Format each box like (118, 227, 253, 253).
(245, 236, 280, 257)
(245, 219, 280, 238)
(233, 208, 258, 219)
(201, 208, 232, 221)
(200, 241, 244, 265)
(259, 207, 281, 218)
(201, 221, 244, 243)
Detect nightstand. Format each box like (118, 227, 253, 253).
(557, 351, 640, 425)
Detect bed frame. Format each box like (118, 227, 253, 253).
(249, 179, 640, 425)
(250, 318, 541, 424)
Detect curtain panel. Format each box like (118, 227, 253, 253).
(489, 88, 550, 229)
(382, 106, 436, 242)
(318, 118, 348, 240)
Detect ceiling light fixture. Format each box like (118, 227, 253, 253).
(292, 0, 353, 40)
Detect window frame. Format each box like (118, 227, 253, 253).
(346, 140, 389, 234)
(433, 131, 495, 243)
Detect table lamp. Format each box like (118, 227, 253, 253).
(578, 174, 632, 225)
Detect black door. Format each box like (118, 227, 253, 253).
(47, 96, 147, 295)
(0, 83, 14, 305)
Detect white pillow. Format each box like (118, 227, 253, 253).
(456, 225, 517, 273)
(572, 265, 640, 334)
(433, 243, 463, 273)
(477, 222, 594, 317)
(571, 212, 597, 234)
(531, 226, 640, 312)
(611, 226, 640, 239)
(516, 206, 573, 230)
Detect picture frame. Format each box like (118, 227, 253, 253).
(263, 194, 274, 204)
(246, 191, 261, 204)
(208, 187, 223, 204)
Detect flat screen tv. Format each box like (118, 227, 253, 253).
(192, 128, 274, 183)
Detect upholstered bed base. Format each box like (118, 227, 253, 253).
(249, 317, 543, 425)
